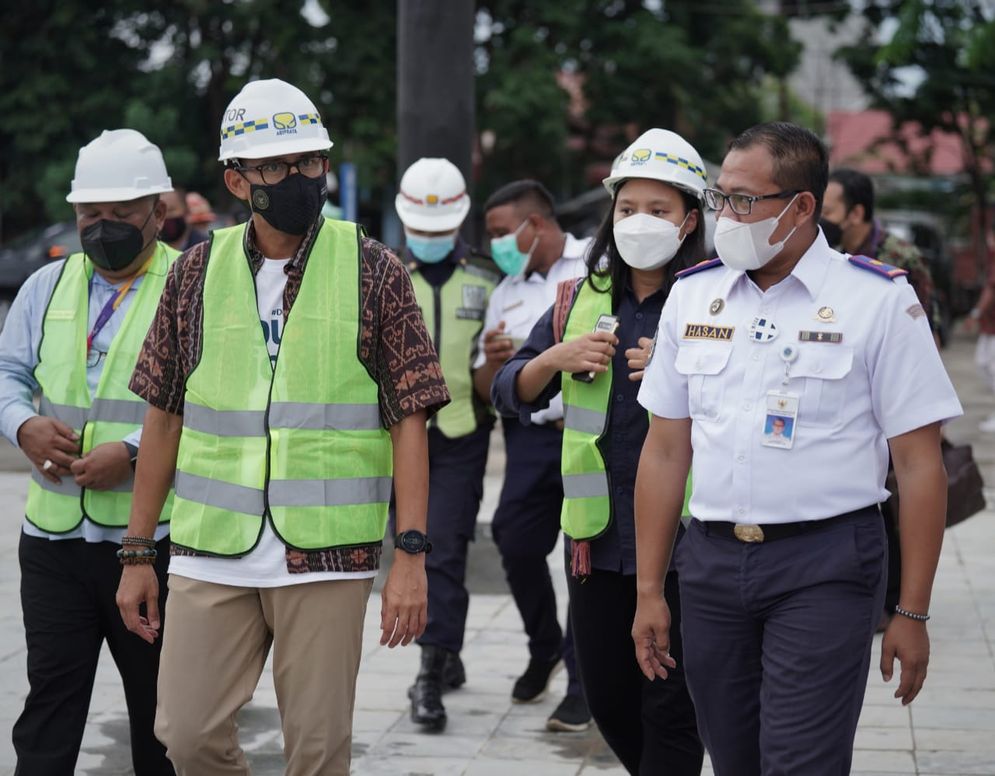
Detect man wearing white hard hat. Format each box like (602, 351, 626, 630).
(116, 78, 448, 775)
(0, 129, 178, 774)
(394, 157, 500, 732)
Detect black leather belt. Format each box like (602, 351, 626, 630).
(700, 506, 879, 544)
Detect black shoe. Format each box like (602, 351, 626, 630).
(408, 646, 448, 732)
(442, 650, 466, 690)
(511, 655, 561, 703)
(546, 692, 592, 732)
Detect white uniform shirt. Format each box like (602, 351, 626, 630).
(638, 231, 963, 525)
(475, 233, 590, 424)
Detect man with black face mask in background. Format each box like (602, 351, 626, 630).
(0, 129, 178, 775)
(117, 78, 447, 775)
(159, 188, 209, 253)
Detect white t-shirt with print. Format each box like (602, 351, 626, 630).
(168, 258, 379, 587)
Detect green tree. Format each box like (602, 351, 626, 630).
(474, 0, 804, 200)
(837, 0, 995, 277)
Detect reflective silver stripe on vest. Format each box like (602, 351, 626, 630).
(31, 468, 81, 497)
(39, 396, 146, 427)
(562, 472, 609, 500)
(268, 402, 381, 431)
(174, 470, 265, 515)
(183, 402, 381, 435)
(38, 397, 88, 429)
(563, 405, 607, 436)
(183, 405, 266, 437)
(90, 398, 147, 425)
(269, 476, 393, 507)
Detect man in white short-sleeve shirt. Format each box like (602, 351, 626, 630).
(632, 122, 962, 776)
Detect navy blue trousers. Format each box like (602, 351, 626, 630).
(492, 419, 580, 694)
(14, 533, 173, 776)
(417, 425, 491, 654)
(675, 509, 886, 776)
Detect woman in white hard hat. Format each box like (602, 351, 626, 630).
(492, 128, 707, 774)
(394, 157, 501, 733)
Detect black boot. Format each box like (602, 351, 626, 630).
(442, 650, 466, 690)
(408, 645, 448, 732)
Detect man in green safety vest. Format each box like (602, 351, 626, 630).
(395, 157, 500, 732)
(0, 129, 177, 775)
(115, 79, 450, 776)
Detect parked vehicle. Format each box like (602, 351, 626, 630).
(0, 222, 81, 330)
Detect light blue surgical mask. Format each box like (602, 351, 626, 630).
(405, 230, 456, 264)
(490, 219, 538, 276)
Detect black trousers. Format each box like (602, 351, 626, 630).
(13, 532, 173, 776)
(567, 567, 702, 775)
(493, 420, 580, 693)
(418, 425, 490, 654)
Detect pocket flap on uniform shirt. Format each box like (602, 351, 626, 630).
(674, 345, 733, 376)
(790, 345, 854, 380)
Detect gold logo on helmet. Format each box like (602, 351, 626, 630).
(631, 148, 651, 164)
(273, 112, 297, 130)
(426, 194, 439, 205)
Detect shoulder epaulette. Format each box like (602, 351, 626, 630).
(460, 256, 501, 284)
(847, 254, 909, 280)
(675, 258, 723, 280)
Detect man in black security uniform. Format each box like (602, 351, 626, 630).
(395, 158, 501, 732)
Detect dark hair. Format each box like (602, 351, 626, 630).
(827, 167, 874, 222)
(728, 122, 829, 216)
(585, 180, 706, 310)
(483, 179, 556, 220)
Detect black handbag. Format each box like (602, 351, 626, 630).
(885, 439, 986, 528)
(941, 439, 986, 527)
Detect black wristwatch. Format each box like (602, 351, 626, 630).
(123, 442, 139, 471)
(394, 530, 432, 555)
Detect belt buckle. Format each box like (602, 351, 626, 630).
(733, 524, 765, 543)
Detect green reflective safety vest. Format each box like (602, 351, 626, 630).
(408, 256, 498, 439)
(26, 243, 179, 533)
(559, 280, 692, 541)
(170, 218, 393, 556)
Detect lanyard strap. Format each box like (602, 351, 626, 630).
(86, 251, 155, 352)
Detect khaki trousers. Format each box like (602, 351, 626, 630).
(155, 574, 374, 776)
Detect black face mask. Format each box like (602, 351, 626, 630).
(159, 216, 187, 243)
(819, 218, 844, 249)
(248, 173, 327, 236)
(81, 208, 155, 271)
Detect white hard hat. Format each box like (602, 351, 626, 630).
(602, 128, 707, 200)
(395, 158, 471, 232)
(218, 78, 333, 162)
(66, 129, 173, 203)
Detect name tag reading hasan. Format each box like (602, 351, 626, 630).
(683, 323, 735, 342)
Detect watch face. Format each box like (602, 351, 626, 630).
(399, 532, 425, 552)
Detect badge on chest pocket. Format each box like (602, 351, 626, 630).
(456, 284, 487, 321)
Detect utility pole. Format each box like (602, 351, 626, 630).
(396, 0, 476, 235)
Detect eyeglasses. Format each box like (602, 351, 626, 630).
(233, 154, 327, 185)
(703, 188, 800, 216)
(86, 349, 107, 369)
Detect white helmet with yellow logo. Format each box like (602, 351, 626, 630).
(394, 158, 471, 233)
(218, 78, 333, 162)
(66, 129, 172, 203)
(602, 128, 707, 200)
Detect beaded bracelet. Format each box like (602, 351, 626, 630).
(116, 547, 158, 566)
(894, 606, 930, 622)
(121, 535, 156, 548)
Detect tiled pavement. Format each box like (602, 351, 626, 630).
(2, 333, 995, 775)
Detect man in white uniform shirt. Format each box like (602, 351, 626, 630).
(474, 180, 591, 730)
(632, 122, 962, 776)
